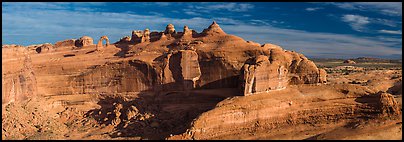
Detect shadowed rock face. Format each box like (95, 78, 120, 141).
(70, 60, 157, 94)
(2, 45, 37, 105)
(158, 50, 201, 91)
(131, 30, 143, 43)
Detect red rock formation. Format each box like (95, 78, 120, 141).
(182, 26, 193, 39)
(75, 36, 94, 47)
(240, 48, 325, 95)
(159, 33, 167, 41)
(378, 92, 401, 117)
(55, 39, 76, 48)
(240, 55, 289, 95)
(202, 21, 226, 36)
(131, 30, 143, 43)
(142, 29, 151, 43)
(158, 50, 201, 91)
(2, 45, 37, 106)
(71, 60, 157, 94)
(318, 69, 327, 83)
(165, 24, 176, 35)
(26, 43, 55, 54)
(96, 36, 110, 50)
(116, 36, 131, 44)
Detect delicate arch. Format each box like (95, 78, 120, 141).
(96, 35, 110, 50)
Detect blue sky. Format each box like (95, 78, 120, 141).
(2, 2, 402, 59)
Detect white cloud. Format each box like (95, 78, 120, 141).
(372, 18, 399, 27)
(184, 11, 200, 16)
(191, 3, 254, 12)
(340, 14, 400, 33)
(182, 3, 254, 16)
(206, 3, 254, 12)
(182, 9, 201, 16)
(222, 24, 401, 58)
(154, 2, 171, 6)
(305, 7, 322, 11)
(250, 19, 270, 25)
(378, 30, 402, 35)
(328, 2, 402, 16)
(341, 14, 370, 32)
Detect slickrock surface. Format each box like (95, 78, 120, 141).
(2, 22, 401, 140)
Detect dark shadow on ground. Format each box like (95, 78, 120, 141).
(113, 43, 131, 58)
(84, 82, 242, 139)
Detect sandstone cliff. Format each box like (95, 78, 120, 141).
(2, 45, 37, 106)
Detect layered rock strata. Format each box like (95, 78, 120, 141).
(2, 45, 37, 106)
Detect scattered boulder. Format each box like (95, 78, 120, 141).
(111, 103, 123, 126)
(126, 106, 139, 120)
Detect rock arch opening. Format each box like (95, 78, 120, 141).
(96, 36, 110, 50)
